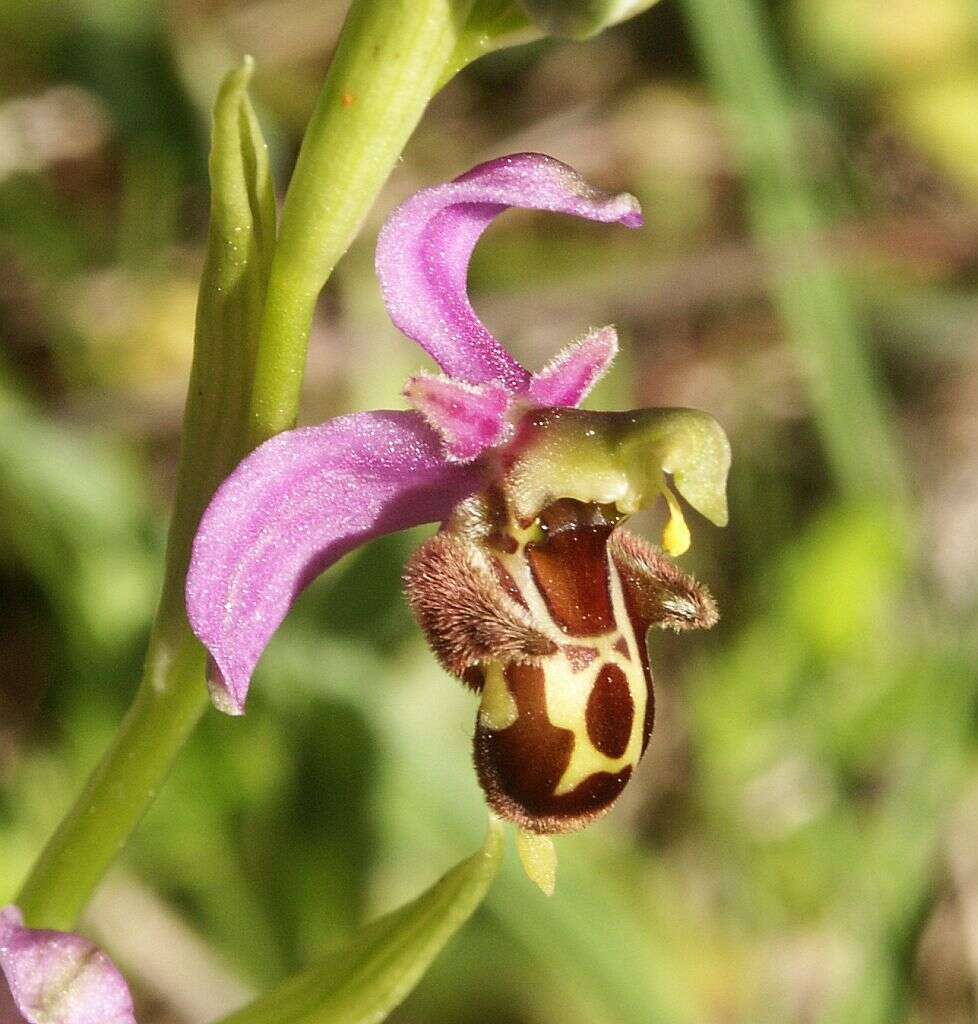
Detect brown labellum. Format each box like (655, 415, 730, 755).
(404, 495, 717, 834)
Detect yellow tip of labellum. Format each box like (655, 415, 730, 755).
(516, 830, 557, 895)
(660, 485, 691, 557)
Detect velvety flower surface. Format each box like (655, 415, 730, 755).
(0, 906, 136, 1024)
(186, 152, 731, 847)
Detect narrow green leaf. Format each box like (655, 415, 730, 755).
(158, 55, 277, 623)
(216, 821, 503, 1024)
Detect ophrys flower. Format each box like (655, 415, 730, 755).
(185, 153, 730, 887)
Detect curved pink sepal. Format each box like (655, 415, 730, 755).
(404, 373, 512, 462)
(528, 325, 618, 407)
(186, 411, 484, 714)
(0, 906, 136, 1024)
(375, 153, 642, 390)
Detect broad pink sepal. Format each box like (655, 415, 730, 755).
(185, 411, 483, 714)
(0, 906, 136, 1024)
(404, 374, 512, 462)
(375, 153, 641, 390)
(527, 325, 618, 407)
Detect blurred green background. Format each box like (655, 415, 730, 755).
(2, 1, 978, 1021)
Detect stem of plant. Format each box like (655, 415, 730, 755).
(248, 0, 475, 445)
(16, 616, 208, 931)
(16, 0, 475, 930)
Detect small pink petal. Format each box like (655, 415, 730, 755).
(527, 325, 619, 408)
(404, 374, 513, 462)
(0, 906, 136, 1024)
(185, 411, 484, 714)
(375, 153, 642, 390)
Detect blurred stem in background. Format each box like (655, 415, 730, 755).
(679, 0, 910, 523)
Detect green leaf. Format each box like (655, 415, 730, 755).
(158, 55, 277, 622)
(215, 821, 503, 1024)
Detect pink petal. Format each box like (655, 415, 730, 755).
(375, 153, 642, 391)
(527, 325, 619, 407)
(185, 411, 484, 714)
(404, 374, 513, 462)
(0, 906, 136, 1024)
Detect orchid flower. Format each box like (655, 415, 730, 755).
(186, 153, 730, 883)
(0, 906, 136, 1024)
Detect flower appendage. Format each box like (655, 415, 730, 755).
(0, 906, 136, 1024)
(185, 152, 730, 886)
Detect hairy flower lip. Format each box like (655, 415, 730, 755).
(417, 494, 719, 838)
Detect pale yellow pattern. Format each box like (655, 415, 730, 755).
(478, 662, 519, 730)
(489, 522, 649, 799)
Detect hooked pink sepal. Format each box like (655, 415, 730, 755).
(375, 153, 641, 391)
(0, 906, 136, 1024)
(185, 411, 484, 714)
(527, 325, 618, 407)
(404, 374, 513, 462)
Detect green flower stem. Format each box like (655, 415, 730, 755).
(248, 0, 475, 445)
(16, 620, 207, 932)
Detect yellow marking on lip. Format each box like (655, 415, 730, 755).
(547, 554, 648, 796)
(546, 648, 644, 795)
(488, 527, 649, 799)
(478, 662, 519, 731)
(507, 518, 544, 549)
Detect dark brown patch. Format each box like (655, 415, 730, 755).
(474, 662, 632, 834)
(613, 636, 631, 660)
(461, 666, 485, 692)
(482, 486, 519, 553)
(642, 683, 655, 754)
(585, 664, 634, 759)
(526, 525, 615, 636)
(488, 532, 518, 555)
(563, 645, 598, 672)
(539, 498, 619, 535)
